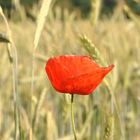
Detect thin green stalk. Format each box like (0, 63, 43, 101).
(71, 94, 77, 140)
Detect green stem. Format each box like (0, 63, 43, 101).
(71, 94, 77, 140)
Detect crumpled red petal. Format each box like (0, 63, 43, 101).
(45, 55, 114, 95)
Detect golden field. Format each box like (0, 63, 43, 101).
(0, 3, 140, 140)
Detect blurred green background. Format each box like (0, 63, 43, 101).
(0, 0, 140, 140)
(0, 0, 140, 19)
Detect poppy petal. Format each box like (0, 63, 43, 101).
(62, 65, 114, 95)
(45, 55, 114, 95)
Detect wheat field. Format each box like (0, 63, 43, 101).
(0, 1, 140, 140)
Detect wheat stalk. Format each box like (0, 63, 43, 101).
(91, 0, 102, 26)
(34, 0, 52, 50)
(0, 6, 21, 140)
(32, 88, 47, 130)
(31, 0, 52, 138)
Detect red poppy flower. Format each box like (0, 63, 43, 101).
(45, 55, 114, 95)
